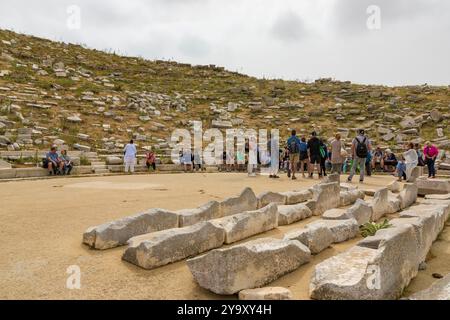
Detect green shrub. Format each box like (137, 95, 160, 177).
(360, 219, 392, 238)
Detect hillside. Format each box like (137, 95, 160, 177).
(0, 28, 449, 160)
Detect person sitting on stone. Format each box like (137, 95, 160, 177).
(403, 142, 418, 181)
(60, 149, 73, 175)
(372, 146, 383, 171)
(382, 149, 397, 172)
(44, 146, 64, 175)
(146, 150, 156, 171)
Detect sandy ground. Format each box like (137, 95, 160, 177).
(0, 172, 448, 300)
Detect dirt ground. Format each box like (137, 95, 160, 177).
(0, 172, 448, 300)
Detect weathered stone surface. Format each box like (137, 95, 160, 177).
(284, 223, 334, 254)
(417, 178, 450, 196)
(106, 156, 122, 165)
(311, 182, 340, 215)
(370, 188, 390, 221)
(322, 208, 352, 220)
(408, 273, 450, 300)
(187, 238, 311, 295)
(281, 189, 313, 205)
(399, 183, 418, 210)
(122, 222, 225, 269)
(347, 199, 373, 225)
(310, 246, 380, 300)
(407, 166, 421, 183)
(387, 180, 401, 193)
(324, 173, 340, 185)
(82, 208, 179, 249)
(304, 199, 317, 213)
(211, 204, 278, 244)
(310, 202, 450, 300)
(425, 194, 450, 200)
(177, 201, 221, 227)
(277, 203, 312, 226)
(220, 187, 258, 216)
(339, 189, 365, 207)
(309, 219, 359, 243)
(239, 287, 293, 300)
(257, 191, 287, 208)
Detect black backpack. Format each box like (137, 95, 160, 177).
(355, 137, 368, 158)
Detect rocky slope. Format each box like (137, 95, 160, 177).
(0, 29, 449, 161)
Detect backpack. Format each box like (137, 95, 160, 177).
(355, 137, 368, 158)
(288, 138, 299, 154)
(319, 145, 326, 158)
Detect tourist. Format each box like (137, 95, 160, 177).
(298, 137, 309, 178)
(248, 136, 258, 177)
(424, 141, 439, 179)
(281, 147, 290, 176)
(319, 138, 328, 178)
(307, 131, 322, 179)
(372, 146, 383, 171)
(365, 149, 373, 177)
(330, 134, 344, 174)
(395, 156, 407, 182)
(123, 140, 137, 174)
(60, 149, 73, 175)
(226, 149, 235, 172)
(193, 149, 202, 171)
(347, 129, 371, 183)
(382, 149, 398, 172)
(236, 148, 245, 172)
(287, 130, 301, 180)
(44, 146, 64, 175)
(403, 142, 418, 181)
(146, 150, 156, 171)
(415, 143, 425, 167)
(268, 134, 280, 179)
(182, 148, 192, 172)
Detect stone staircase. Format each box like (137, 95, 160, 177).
(88, 154, 110, 174)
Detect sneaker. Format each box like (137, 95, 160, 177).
(292, 176, 297, 180)
(359, 180, 364, 183)
(273, 175, 280, 179)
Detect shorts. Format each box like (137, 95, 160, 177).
(289, 153, 300, 163)
(300, 151, 309, 161)
(310, 155, 321, 164)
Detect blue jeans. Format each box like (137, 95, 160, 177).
(348, 157, 366, 182)
(427, 158, 436, 177)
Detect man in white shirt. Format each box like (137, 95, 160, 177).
(123, 140, 137, 173)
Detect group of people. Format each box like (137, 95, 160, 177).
(43, 146, 73, 175)
(123, 140, 157, 174)
(284, 129, 440, 183)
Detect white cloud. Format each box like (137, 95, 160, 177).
(0, 0, 448, 85)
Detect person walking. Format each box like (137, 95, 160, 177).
(348, 129, 371, 183)
(287, 130, 301, 180)
(307, 131, 321, 179)
(330, 133, 343, 174)
(123, 140, 137, 174)
(298, 137, 309, 178)
(424, 141, 439, 179)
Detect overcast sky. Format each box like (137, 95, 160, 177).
(1, 0, 449, 86)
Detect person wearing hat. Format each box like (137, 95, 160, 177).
(348, 129, 371, 183)
(382, 148, 398, 172)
